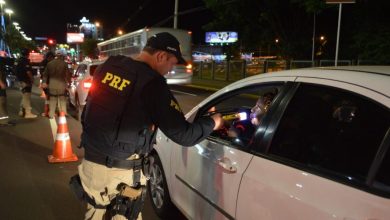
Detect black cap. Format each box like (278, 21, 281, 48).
(145, 32, 187, 65)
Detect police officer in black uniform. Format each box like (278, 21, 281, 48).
(74, 32, 223, 220)
(15, 48, 37, 118)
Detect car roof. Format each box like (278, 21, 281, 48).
(223, 66, 390, 97)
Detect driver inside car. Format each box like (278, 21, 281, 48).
(227, 91, 277, 147)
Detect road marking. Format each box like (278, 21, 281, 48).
(49, 118, 57, 141)
(171, 89, 197, 97)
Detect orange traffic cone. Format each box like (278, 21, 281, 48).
(48, 111, 78, 163)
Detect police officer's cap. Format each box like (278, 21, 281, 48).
(145, 32, 187, 65)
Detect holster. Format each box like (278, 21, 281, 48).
(107, 183, 147, 220)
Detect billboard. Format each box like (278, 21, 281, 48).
(205, 32, 238, 43)
(67, 33, 84, 43)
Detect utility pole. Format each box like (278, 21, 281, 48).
(174, 0, 178, 29)
(325, 0, 355, 66)
(311, 12, 316, 62)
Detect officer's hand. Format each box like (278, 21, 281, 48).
(211, 113, 224, 130)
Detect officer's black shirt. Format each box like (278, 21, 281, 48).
(141, 66, 215, 146)
(82, 57, 215, 158)
(15, 57, 33, 84)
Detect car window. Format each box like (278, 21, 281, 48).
(269, 83, 390, 189)
(206, 84, 282, 150)
(75, 64, 87, 77)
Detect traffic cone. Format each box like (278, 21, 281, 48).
(48, 111, 78, 163)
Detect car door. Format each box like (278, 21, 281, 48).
(170, 79, 291, 220)
(237, 79, 390, 219)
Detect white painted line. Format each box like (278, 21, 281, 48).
(171, 89, 197, 97)
(49, 118, 57, 142)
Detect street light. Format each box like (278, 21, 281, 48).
(4, 8, 13, 20)
(117, 29, 123, 35)
(0, 0, 5, 9)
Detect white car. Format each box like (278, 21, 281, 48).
(68, 60, 103, 118)
(148, 66, 390, 220)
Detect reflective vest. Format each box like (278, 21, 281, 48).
(81, 55, 159, 159)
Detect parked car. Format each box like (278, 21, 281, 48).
(0, 57, 16, 88)
(148, 66, 390, 220)
(68, 60, 103, 119)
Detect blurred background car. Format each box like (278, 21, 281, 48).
(1, 57, 16, 88)
(68, 60, 103, 119)
(148, 66, 390, 220)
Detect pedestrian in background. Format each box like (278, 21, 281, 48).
(42, 50, 71, 118)
(40, 51, 55, 117)
(0, 63, 14, 126)
(14, 48, 37, 118)
(74, 32, 223, 219)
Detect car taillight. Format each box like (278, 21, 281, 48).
(186, 63, 192, 73)
(83, 80, 92, 89)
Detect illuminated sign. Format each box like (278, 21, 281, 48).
(67, 33, 84, 43)
(205, 32, 238, 43)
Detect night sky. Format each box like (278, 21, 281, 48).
(7, 0, 212, 44)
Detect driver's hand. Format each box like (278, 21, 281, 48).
(211, 113, 224, 130)
(41, 83, 48, 88)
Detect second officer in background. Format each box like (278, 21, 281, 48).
(42, 50, 71, 118)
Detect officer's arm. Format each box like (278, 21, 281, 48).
(42, 64, 49, 84)
(27, 69, 33, 83)
(25, 60, 34, 81)
(65, 64, 71, 84)
(142, 80, 215, 146)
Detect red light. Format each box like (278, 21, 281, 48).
(48, 39, 54, 45)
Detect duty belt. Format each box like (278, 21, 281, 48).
(85, 148, 143, 169)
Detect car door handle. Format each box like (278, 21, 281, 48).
(217, 157, 237, 174)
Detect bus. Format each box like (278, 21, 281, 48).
(97, 27, 193, 84)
